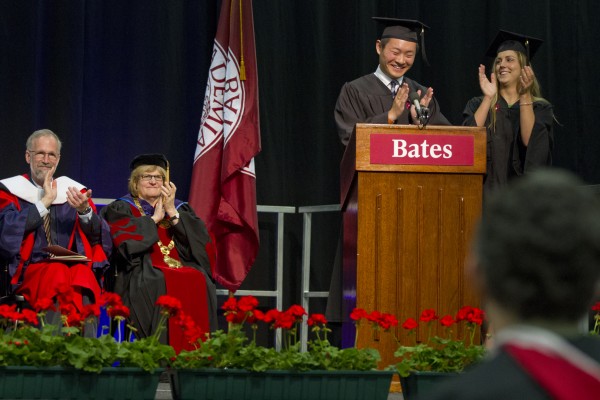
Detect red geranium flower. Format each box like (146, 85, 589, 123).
(81, 304, 101, 320)
(107, 304, 130, 319)
(273, 311, 296, 330)
(402, 317, 419, 330)
(225, 310, 246, 324)
(440, 314, 455, 327)
(592, 302, 600, 312)
(307, 313, 328, 326)
(466, 307, 485, 326)
(221, 297, 238, 312)
(420, 309, 439, 322)
(100, 292, 123, 308)
(65, 311, 84, 327)
(156, 295, 183, 318)
(263, 309, 281, 323)
(286, 305, 307, 319)
(366, 310, 382, 323)
(20, 309, 39, 325)
(175, 312, 205, 344)
(0, 304, 17, 319)
(378, 313, 398, 331)
(237, 296, 259, 313)
(456, 306, 474, 322)
(350, 308, 368, 321)
(60, 303, 77, 317)
(247, 309, 265, 324)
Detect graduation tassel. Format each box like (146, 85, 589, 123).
(239, 0, 246, 80)
(420, 26, 430, 67)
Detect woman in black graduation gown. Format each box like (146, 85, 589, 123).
(463, 30, 554, 196)
(101, 154, 217, 352)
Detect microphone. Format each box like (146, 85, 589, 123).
(409, 92, 422, 119)
(409, 92, 429, 125)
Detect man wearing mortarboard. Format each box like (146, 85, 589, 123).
(334, 17, 451, 145)
(462, 30, 554, 196)
(327, 17, 451, 332)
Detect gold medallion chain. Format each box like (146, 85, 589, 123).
(133, 197, 182, 268)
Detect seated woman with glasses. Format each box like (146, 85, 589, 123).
(100, 154, 217, 352)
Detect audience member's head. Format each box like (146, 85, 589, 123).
(473, 168, 600, 323)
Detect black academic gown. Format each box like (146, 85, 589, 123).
(463, 96, 554, 196)
(327, 73, 449, 327)
(419, 336, 600, 400)
(334, 73, 451, 145)
(101, 197, 218, 345)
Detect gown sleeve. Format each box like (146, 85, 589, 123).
(0, 188, 38, 259)
(100, 199, 159, 264)
(334, 82, 390, 145)
(462, 96, 484, 127)
(520, 101, 554, 172)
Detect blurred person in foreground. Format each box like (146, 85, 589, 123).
(421, 168, 600, 400)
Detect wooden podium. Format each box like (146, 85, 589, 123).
(340, 123, 486, 369)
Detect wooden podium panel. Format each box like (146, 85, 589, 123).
(341, 124, 486, 369)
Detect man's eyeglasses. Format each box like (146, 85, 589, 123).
(28, 150, 59, 161)
(140, 174, 164, 182)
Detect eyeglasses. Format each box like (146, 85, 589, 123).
(140, 174, 164, 182)
(28, 150, 59, 161)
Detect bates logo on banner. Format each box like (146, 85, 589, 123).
(370, 133, 474, 166)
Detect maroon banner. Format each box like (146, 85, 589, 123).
(189, 0, 261, 292)
(370, 133, 474, 166)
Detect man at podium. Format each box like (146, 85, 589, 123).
(334, 17, 450, 145)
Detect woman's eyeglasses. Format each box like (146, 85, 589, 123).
(140, 174, 164, 182)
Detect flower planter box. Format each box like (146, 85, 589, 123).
(0, 366, 163, 400)
(399, 371, 459, 400)
(169, 368, 394, 400)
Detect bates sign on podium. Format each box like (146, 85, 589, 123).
(370, 133, 474, 166)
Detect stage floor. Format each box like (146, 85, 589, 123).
(153, 382, 404, 400)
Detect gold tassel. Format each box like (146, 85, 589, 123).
(240, 58, 246, 80)
(238, 0, 246, 80)
(166, 159, 170, 184)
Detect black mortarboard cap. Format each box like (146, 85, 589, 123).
(372, 17, 430, 65)
(372, 17, 429, 42)
(486, 30, 544, 64)
(129, 153, 169, 170)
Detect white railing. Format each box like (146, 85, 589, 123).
(297, 204, 341, 352)
(216, 205, 295, 351)
(94, 199, 342, 352)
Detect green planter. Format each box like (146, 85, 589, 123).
(0, 366, 163, 400)
(399, 371, 458, 400)
(169, 368, 394, 400)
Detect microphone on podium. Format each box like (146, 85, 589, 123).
(409, 92, 430, 126)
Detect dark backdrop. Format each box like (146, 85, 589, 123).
(1, 0, 599, 317)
